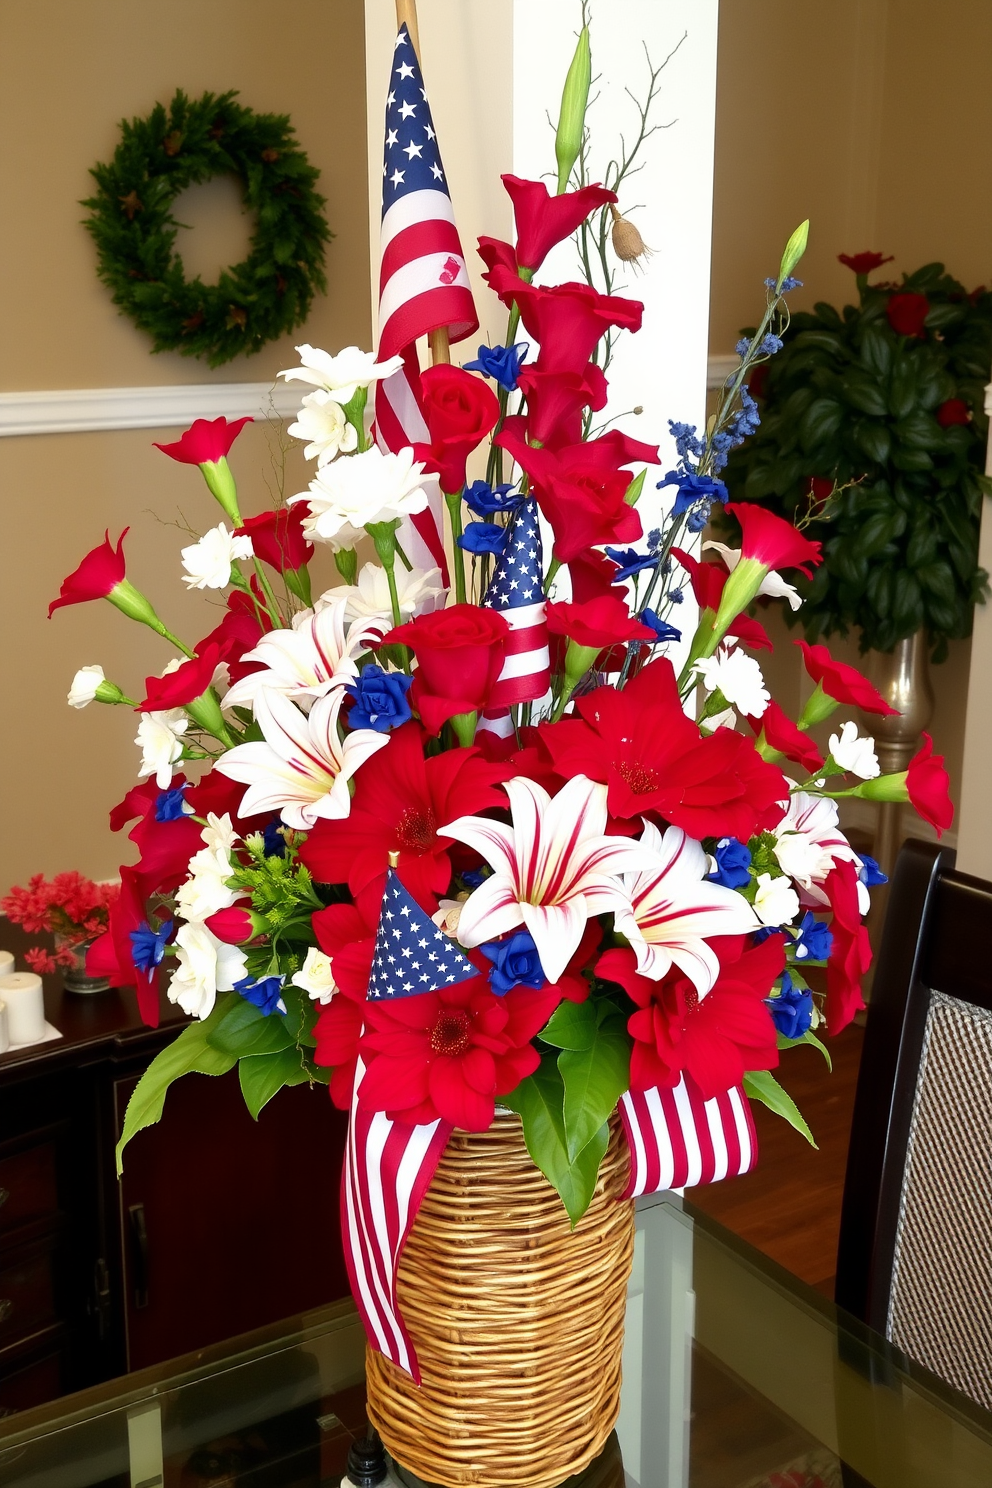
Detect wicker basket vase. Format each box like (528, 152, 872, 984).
(365, 1112, 635, 1488)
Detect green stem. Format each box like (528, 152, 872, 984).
(384, 562, 404, 632)
(252, 559, 284, 626)
(444, 491, 467, 604)
(394, 535, 413, 572)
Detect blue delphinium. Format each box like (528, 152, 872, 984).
(669, 587, 684, 605)
(735, 337, 751, 358)
(481, 931, 546, 996)
(605, 546, 655, 582)
(235, 974, 287, 1017)
(155, 786, 190, 822)
(463, 342, 529, 391)
(130, 920, 172, 981)
(765, 275, 803, 292)
(685, 505, 711, 534)
(767, 972, 814, 1039)
(464, 480, 523, 518)
(708, 838, 752, 890)
(858, 854, 888, 888)
(656, 467, 729, 517)
(458, 521, 509, 557)
(346, 663, 414, 733)
(758, 333, 783, 356)
(263, 820, 287, 858)
(639, 609, 681, 644)
(668, 420, 705, 461)
(793, 911, 833, 962)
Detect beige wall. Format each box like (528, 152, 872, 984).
(0, 0, 369, 894)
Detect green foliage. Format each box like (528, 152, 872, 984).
(501, 1055, 611, 1226)
(239, 1046, 313, 1120)
(743, 1069, 816, 1147)
(723, 262, 992, 657)
(82, 90, 330, 367)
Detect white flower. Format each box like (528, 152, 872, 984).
(754, 872, 801, 928)
(699, 706, 738, 734)
(68, 665, 106, 709)
(279, 344, 404, 403)
(287, 390, 359, 465)
(287, 446, 431, 551)
(694, 644, 770, 719)
(175, 819, 240, 922)
(181, 524, 253, 590)
(771, 792, 859, 897)
(222, 598, 383, 711)
(168, 920, 247, 1020)
(201, 812, 239, 855)
(291, 947, 338, 1004)
(135, 710, 188, 789)
(703, 540, 802, 610)
(829, 720, 880, 780)
(773, 831, 833, 889)
(319, 563, 446, 627)
(433, 898, 467, 937)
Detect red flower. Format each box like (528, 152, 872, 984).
(838, 251, 894, 275)
(109, 777, 204, 896)
(358, 974, 560, 1130)
(48, 529, 128, 617)
(236, 507, 313, 571)
(204, 905, 257, 944)
(807, 476, 835, 505)
(906, 732, 954, 835)
(383, 605, 509, 734)
(539, 658, 790, 839)
(546, 595, 654, 653)
(824, 860, 871, 1034)
(599, 936, 782, 1099)
(515, 363, 608, 449)
(300, 721, 510, 905)
(138, 643, 221, 712)
(311, 900, 379, 1108)
(746, 700, 824, 774)
(502, 175, 616, 273)
(412, 365, 499, 494)
(477, 237, 519, 303)
(886, 292, 930, 337)
(936, 398, 971, 428)
(154, 416, 252, 465)
(196, 589, 270, 685)
(185, 767, 271, 832)
(729, 502, 822, 576)
(670, 547, 772, 651)
(487, 267, 643, 376)
(795, 640, 898, 716)
(86, 866, 162, 1026)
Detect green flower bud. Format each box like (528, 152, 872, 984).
(555, 26, 592, 194)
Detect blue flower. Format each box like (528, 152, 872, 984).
(735, 337, 751, 358)
(668, 420, 705, 462)
(793, 911, 833, 962)
(234, 974, 287, 1016)
(669, 587, 684, 605)
(263, 820, 287, 858)
(767, 972, 814, 1039)
(686, 503, 711, 533)
(759, 333, 783, 356)
(646, 528, 663, 555)
(464, 480, 522, 518)
(155, 786, 189, 822)
(657, 467, 729, 517)
(463, 342, 529, 391)
(858, 854, 888, 888)
(129, 920, 172, 981)
(458, 521, 509, 556)
(461, 868, 488, 890)
(605, 546, 655, 582)
(639, 608, 681, 643)
(346, 663, 414, 733)
(481, 931, 546, 996)
(764, 275, 803, 292)
(708, 837, 752, 890)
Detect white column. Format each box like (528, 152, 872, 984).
(957, 379, 992, 878)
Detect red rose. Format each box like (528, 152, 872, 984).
(886, 292, 930, 337)
(138, 643, 222, 712)
(515, 363, 608, 449)
(237, 506, 313, 571)
(795, 640, 898, 716)
(412, 364, 499, 494)
(487, 268, 643, 376)
(936, 398, 971, 428)
(671, 547, 772, 651)
(48, 528, 128, 617)
(546, 595, 654, 652)
(906, 732, 954, 835)
(383, 604, 509, 734)
(154, 416, 253, 465)
(502, 175, 617, 273)
(838, 251, 894, 276)
(729, 502, 822, 576)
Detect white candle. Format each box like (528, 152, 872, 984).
(0, 972, 45, 1044)
(0, 951, 13, 980)
(0, 1000, 8, 1054)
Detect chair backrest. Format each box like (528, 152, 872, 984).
(835, 838, 992, 1410)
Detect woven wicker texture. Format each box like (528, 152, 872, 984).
(887, 990, 992, 1409)
(366, 1113, 634, 1488)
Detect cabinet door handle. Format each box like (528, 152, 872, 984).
(0, 1298, 12, 1324)
(128, 1203, 149, 1311)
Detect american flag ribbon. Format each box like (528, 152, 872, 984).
(374, 23, 479, 577)
(475, 497, 552, 738)
(618, 1076, 758, 1198)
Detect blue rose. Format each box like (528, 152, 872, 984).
(858, 854, 888, 888)
(464, 480, 524, 518)
(155, 786, 189, 822)
(708, 837, 751, 890)
(463, 342, 530, 391)
(639, 608, 681, 644)
(129, 920, 172, 981)
(481, 931, 546, 996)
(605, 546, 655, 582)
(657, 466, 729, 516)
(234, 974, 287, 1017)
(793, 910, 833, 962)
(461, 868, 488, 890)
(346, 663, 414, 733)
(767, 972, 814, 1039)
(457, 521, 509, 556)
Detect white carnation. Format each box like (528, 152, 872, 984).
(288, 390, 359, 465)
(828, 720, 880, 780)
(68, 665, 106, 709)
(181, 524, 253, 590)
(288, 446, 431, 551)
(318, 562, 445, 627)
(278, 344, 404, 402)
(694, 644, 770, 719)
(135, 710, 188, 789)
(753, 872, 801, 928)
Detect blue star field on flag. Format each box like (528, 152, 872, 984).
(482, 497, 545, 611)
(382, 26, 449, 217)
(366, 870, 477, 1001)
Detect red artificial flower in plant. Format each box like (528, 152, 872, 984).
(670, 547, 772, 651)
(48, 529, 128, 617)
(838, 251, 894, 275)
(807, 475, 835, 506)
(745, 700, 824, 775)
(795, 640, 898, 716)
(501, 174, 617, 273)
(138, 643, 222, 712)
(487, 266, 643, 377)
(747, 363, 770, 400)
(546, 595, 655, 654)
(886, 292, 930, 338)
(153, 416, 253, 465)
(936, 398, 971, 428)
(906, 732, 954, 835)
(514, 363, 608, 449)
(824, 859, 871, 1034)
(728, 502, 822, 577)
(383, 605, 509, 735)
(412, 364, 500, 494)
(236, 506, 313, 571)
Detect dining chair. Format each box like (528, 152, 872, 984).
(835, 837, 992, 1412)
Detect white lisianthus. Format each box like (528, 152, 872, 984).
(175, 843, 240, 922)
(168, 920, 247, 1020)
(703, 539, 802, 611)
(318, 563, 446, 627)
(287, 446, 431, 551)
(135, 710, 188, 789)
(828, 720, 880, 779)
(753, 872, 801, 928)
(201, 812, 239, 855)
(291, 947, 338, 1004)
(694, 644, 770, 719)
(181, 523, 253, 590)
(288, 390, 359, 465)
(279, 344, 404, 403)
(68, 665, 106, 709)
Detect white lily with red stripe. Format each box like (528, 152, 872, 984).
(215, 685, 388, 830)
(613, 820, 760, 994)
(440, 773, 657, 984)
(222, 598, 383, 712)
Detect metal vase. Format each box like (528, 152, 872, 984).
(864, 630, 934, 877)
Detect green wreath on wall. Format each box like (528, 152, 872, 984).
(82, 90, 331, 368)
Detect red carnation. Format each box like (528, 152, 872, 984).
(196, 589, 271, 685)
(886, 292, 930, 338)
(138, 643, 222, 712)
(237, 506, 313, 571)
(383, 604, 509, 735)
(487, 268, 643, 377)
(729, 502, 822, 576)
(154, 416, 252, 465)
(502, 175, 617, 273)
(796, 640, 898, 716)
(670, 548, 772, 651)
(838, 251, 894, 276)
(48, 528, 128, 617)
(824, 860, 871, 1034)
(413, 364, 500, 494)
(746, 700, 824, 775)
(936, 398, 971, 428)
(906, 732, 954, 835)
(546, 595, 654, 652)
(515, 363, 608, 449)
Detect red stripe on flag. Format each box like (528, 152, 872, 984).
(617, 1076, 756, 1199)
(379, 286, 479, 361)
(380, 219, 467, 292)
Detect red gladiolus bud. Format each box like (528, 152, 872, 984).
(886, 292, 930, 338)
(838, 251, 894, 276)
(795, 640, 898, 718)
(236, 506, 314, 571)
(154, 416, 253, 465)
(205, 905, 261, 944)
(936, 398, 971, 428)
(49, 529, 128, 616)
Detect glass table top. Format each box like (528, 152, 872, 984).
(1, 1194, 989, 1488)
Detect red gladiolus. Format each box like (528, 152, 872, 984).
(383, 605, 509, 735)
(477, 237, 519, 304)
(487, 267, 643, 376)
(670, 548, 772, 651)
(838, 251, 894, 275)
(311, 900, 379, 1109)
(824, 860, 871, 1034)
(48, 529, 128, 617)
(729, 502, 822, 576)
(413, 364, 500, 494)
(138, 643, 222, 712)
(746, 700, 824, 775)
(86, 866, 162, 1026)
(936, 398, 971, 428)
(886, 292, 930, 338)
(237, 507, 313, 571)
(109, 777, 203, 896)
(795, 640, 898, 716)
(502, 175, 617, 272)
(906, 732, 954, 835)
(546, 595, 655, 652)
(154, 416, 253, 465)
(514, 363, 608, 449)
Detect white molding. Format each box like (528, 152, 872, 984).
(706, 353, 738, 390)
(0, 381, 300, 437)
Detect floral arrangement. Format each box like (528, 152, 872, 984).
(723, 252, 992, 660)
(1, 872, 119, 975)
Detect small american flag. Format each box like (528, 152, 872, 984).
(476, 497, 552, 738)
(367, 868, 476, 1000)
(618, 1075, 758, 1198)
(374, 23, 478, 576)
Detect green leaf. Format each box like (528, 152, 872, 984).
(744, 1070, 817, 1147)
(558, 1006, 630, 1162)
(859, 327, 893, 380)
(853, 420, 891, 465)
(776, 1031, 832, 1071)
(238, 1046, 311, 1120)
(501, 1056, 610, 1225)
(540, 1000, 598, 1050)
(207, 996, 295, 1057)
(799, 397, 844, 451)
(841, 370, 888, 417)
